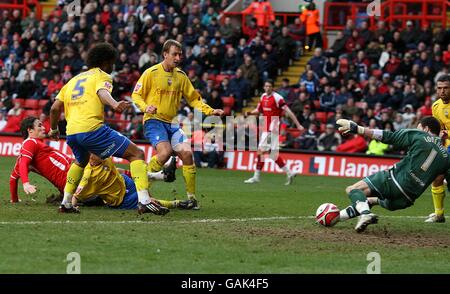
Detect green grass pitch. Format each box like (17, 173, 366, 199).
(0, 156, 449, 273)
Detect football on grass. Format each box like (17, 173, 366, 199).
(316, 203, 340, 227)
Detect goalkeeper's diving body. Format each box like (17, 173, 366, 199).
(335, 116, 450, 233)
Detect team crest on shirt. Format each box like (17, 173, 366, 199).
(168, 78, 172, 86)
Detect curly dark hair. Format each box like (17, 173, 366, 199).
(86, 43, 118, 69)
(20, 116, 38, 139)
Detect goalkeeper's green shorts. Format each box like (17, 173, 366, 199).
(363, 169, 414, 211)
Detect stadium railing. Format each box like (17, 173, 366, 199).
(324, 0, 449, 34)
(0, 0, 42, 18)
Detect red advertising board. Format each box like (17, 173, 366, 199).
(0, 135, 400, 178)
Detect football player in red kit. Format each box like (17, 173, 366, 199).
(244, 80, 304, 185)
(10, 116, 71, 202)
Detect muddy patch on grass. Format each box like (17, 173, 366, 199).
(235, 226, 450, 249)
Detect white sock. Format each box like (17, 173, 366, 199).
(339, 210, 349, 221)
(137, 190, 151, 205)
(355, 200, 371, 215)
(367, 197, 379, 206)
(148, 171, 165, 181)
(254, 170, 261, 179)
(282, 165, 291, 175)
(61, 192, 73, 208)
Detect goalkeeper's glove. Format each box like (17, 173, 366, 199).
(336, 119, 365, 135)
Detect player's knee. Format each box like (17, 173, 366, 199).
(345, 185, 355, 194)
(135, 148, 145, 160)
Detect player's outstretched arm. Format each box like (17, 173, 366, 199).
(282, 105, 304, 131)
(336, 119, 379, 140)
(97, 89, 130, 113)
(49, 100, 64, 140)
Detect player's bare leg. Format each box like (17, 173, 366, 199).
(244, 149, 264, 184)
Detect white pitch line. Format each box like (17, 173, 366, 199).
(0, 215, 427, 225)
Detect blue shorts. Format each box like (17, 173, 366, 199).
(115, 174, 138, 210)
(66, 125, 131, 164)
(144, 119, 187, 148)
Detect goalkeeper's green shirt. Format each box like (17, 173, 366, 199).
(381, 129, 450, 201)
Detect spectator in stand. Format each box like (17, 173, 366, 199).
(296, 122, 318, 151)
(336, 134, 367, 153)
(418, 98, 432, 116)
(207, 89, 224, 110)
(300, 69, 319, 99)
(277, 78, 296, 105)
(401, 84, 419, 110)
(326, 31, 346, 57)
(242, 0, 275, 30)
(238, 55, 259, 94)
(126, 115, 144, 140)
(319, 85, 336, 112)
(47, 73, 63, 98)
(229, 68, 250, 112)
(401, 104, 416, 128)
(221, 47, 238, 74)
(317, 124, 341, 152)
(219, 16, 239, 45)
(288, 17, 305, 59)
(308, 48, 326, 78)
(299, 2, 322, 50)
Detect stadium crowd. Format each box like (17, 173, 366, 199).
(0, 0, 449, 158)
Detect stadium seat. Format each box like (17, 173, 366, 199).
(315, 112, 327, 124)
(215, 74, 230, 85)
(320, 123, 326, 133)
(12, 98, 25, 106)
(287, 128, 301, 138)
(327, 112, 335, 120)
(23, 99, 39, 110)
(221, 96, 235, 107)
(38, 99, 49, 108)
(24, 109, 40, 117)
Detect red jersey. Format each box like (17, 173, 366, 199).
(257, 91, 286, 132)
(9, 138, 71, 202)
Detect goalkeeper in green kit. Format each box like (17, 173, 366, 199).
(335, 116, 450, 233)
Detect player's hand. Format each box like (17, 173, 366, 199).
(114, 101, 131, 113)
(71, 196, 79, 207)
(336, 119, 364, 135)
(296, 124, 305, 132)
(212, 109, 224, 116)
(145, 105, 157, 114)
(73, 186, 84, 197)
(48, 128, 60, 140)
(23, 182, 37, 194)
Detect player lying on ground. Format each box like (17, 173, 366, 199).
(244, 79, 304, 185)
(335, 116, 450, 233)
(10, 116, 176, 203)
(49, 43, 166, 215)
(71, 154, 195, 211)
